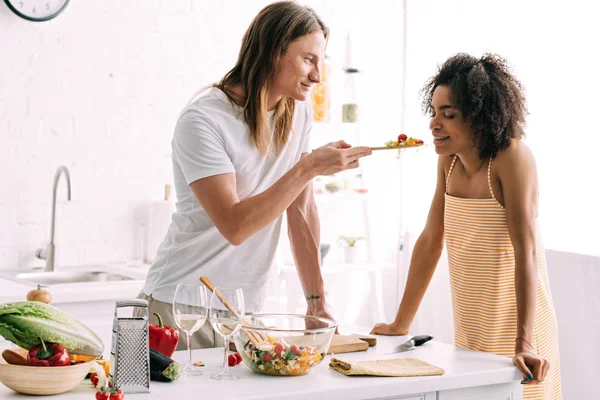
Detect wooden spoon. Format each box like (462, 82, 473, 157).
(2, 348, 28, 366)
(199, 276, 266, 346)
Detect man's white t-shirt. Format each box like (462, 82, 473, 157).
(143, 87, 312, 312)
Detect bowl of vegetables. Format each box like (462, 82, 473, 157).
(0, 301, 105, 395)
(232, 314, 337, 376)
(0, 347, 96, 395)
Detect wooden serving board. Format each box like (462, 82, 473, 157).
(327, 334, 377, 354)
(370, 143, 424, 151)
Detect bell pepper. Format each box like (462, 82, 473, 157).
(149, 312, 179, 357)
(27, 337, 70, 366)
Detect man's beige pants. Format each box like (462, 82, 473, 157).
(134, 291, 225, 351)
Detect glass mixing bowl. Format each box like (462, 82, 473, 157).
(232, 313, 337, 376)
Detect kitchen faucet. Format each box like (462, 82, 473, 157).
(35, 165, 72, 272)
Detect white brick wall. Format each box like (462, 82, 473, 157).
(0, 0, 278, 270)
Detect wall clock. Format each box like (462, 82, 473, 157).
(4, 0, 70, 22)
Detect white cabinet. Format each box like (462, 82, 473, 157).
(374, 393, 436, 400)
(438, 382, 521, 400)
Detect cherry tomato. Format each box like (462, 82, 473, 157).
(90, 372, 99, 387)
(290, 345, 300, 356)
(95, 391, 109, 400)
(398, 133, 408, 141)
(263, 353, 274, 363)
(274, 343, 284, 356)
(228, 354, 237, 366)
(109, 389, 124, 400)
(233, 352, 242, 364)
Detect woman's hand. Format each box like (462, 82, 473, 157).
(513, 349, 551, 384)
(307, 141, 372, 176)
(369, 322, 408, 336)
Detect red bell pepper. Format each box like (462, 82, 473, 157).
(149, 312, 179, 357)
(27, 337, 70, 367)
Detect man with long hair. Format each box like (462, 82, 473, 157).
(138, 1, 371, 349)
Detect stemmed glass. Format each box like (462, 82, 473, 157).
(173, 283, 208, 377)
(209, 286, 245, 380)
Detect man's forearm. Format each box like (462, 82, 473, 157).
(226, 158, 316, 245)
(287, 193, 325, 310)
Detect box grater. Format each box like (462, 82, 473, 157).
(109, 299, 151, 393)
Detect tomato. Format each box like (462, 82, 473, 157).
(290, 345, 300, 356)
(263, 353, 273, 363)
(398, 133, 408, 142)
(90, 372, 99, 387)
(274, 343, 284, 356)
(233, 352, 242, 364)
(109, 389, 124, 400)
(95, 391, 109, 400)
(227, 354, 237, 366)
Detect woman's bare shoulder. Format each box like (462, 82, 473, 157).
(494, 139, 537, 174)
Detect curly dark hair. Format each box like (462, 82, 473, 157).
(421, 53, 528, 159)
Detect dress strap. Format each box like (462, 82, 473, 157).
(446, 155, 459, 194)
(487, 158, 497, 200)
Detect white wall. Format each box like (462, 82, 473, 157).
(401, 0, 600, 257)
(0, 0, 276, 270)
(1, 1, 598, 397)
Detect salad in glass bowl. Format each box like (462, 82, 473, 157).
(232, 314, 337, 376)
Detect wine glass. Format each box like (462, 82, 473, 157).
(209, 286, 245, 380)
(173, 283, 208, 377)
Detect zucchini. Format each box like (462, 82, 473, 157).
(150, 348, 181, 382)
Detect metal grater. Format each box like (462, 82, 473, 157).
(109, 299, 151, 393)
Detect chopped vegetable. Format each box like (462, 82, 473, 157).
(228, 352, 242, 366)
(96, 357, 110, 378)
(241, 335, 324, 376)
(90, 372, 100, 388)
(233, 352, 242, 364)
(385, 136, 424, 148)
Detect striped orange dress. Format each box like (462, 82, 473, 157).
(444, 155, 562, 399)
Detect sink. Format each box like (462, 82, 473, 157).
(3, 270, 136, 286)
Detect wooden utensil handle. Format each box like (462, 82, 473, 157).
(199, 276, 244, 321)
(2, 349, 27, 365)
(199, 276, 216, 292)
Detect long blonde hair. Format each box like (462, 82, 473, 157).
(215, 1, 328, 154)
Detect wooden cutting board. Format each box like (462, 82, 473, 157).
(327, 334, 377, 354)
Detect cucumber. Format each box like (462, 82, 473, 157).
(150, 348, 181, 382)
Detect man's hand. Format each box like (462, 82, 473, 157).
(307, 141, 372, 177)
(306, 305, 339, 334)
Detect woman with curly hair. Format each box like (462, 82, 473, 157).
(372, 53, 562, 399)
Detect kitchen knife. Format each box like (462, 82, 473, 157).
(388, 335, 433, 354)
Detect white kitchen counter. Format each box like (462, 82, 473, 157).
(0, 336, 523, 400)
